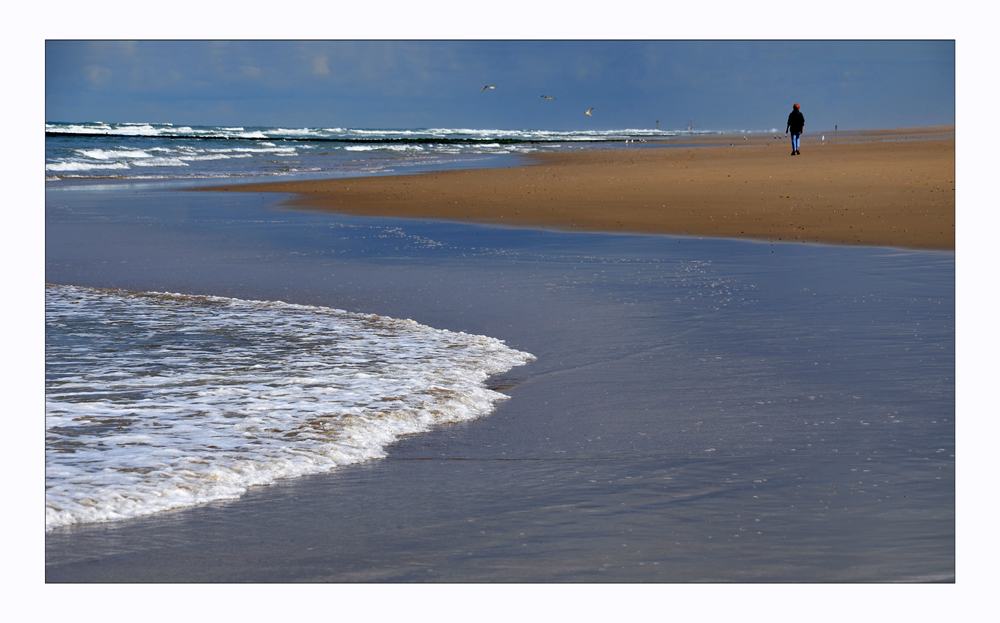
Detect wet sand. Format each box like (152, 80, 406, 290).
(202, 126, 954, 250)
(45, 187, 954, 582)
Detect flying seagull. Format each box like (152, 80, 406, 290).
(539, 95, 556, 100)
(585, 107, 594, 116)
(480, 85, 495, 92)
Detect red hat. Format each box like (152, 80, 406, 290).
(793, 103, 800, 109)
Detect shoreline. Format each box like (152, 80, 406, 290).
(200, 126, 955, 251)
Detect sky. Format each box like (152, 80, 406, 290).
(45, 40, 955, 132)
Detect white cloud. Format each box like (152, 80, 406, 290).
(313, 54, 329, 75)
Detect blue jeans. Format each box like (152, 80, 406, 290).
(790, 132, 801, 152)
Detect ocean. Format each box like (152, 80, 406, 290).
(45, 121, 711, 184)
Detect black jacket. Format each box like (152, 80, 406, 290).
(787, 109, 805, 133)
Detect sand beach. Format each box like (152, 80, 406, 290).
(203, 126, 954, 250)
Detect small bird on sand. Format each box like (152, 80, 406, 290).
(585, 107, 594, 116)
(539, 95, 556, 100)
(480, 85, 495, 92)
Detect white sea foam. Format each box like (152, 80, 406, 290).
(207, 147, 298, 155)
(233, 146, 298, 155)
(111, 124, 161, 136)
(178, 154, 234, 162)
(76, 149, 154, 160)
(131, 157, 188, 167)
(46, 161, 130, 171)
(45, 285, 535, 530)
(47, 123, 114, 134)
(344, 144, 424, 152)
(272, 128, 324, 136)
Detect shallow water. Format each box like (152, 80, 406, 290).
(45, 180, 954, 581)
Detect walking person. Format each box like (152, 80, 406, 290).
(786, 103, 804, 155)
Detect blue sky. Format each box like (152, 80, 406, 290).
(46, 40, 954, 132)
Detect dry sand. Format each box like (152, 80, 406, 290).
(203, 126, 954, 250)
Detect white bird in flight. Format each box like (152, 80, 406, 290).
(585, 107, 594, 116)
(481, 85, 495, 92)
(539, 95, 556, 100)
